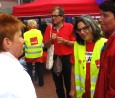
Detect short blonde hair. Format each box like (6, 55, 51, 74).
(27, 19, 37, 28)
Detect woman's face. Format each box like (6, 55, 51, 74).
(9, 30, 24, 59)
(77, 22, 94, 42)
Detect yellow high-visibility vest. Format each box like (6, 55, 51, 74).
(74, 38, 107, 98)
(24, 29, 43, 58)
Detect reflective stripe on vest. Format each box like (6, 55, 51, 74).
(25, 51, 42, 54)
(25, 46, 42, 49)
(75, 75, 97, 83)
(74, 38, 107, 98)
(75, 75, 85, 83)
(76, 86, 84, 91)
(75, 86, 95, 98)
(25, 46, 42, 54)
(91, 77, 97, 82)
(91, 90, 95, 97)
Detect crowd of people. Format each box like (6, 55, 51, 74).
(0, 0, 115, 98)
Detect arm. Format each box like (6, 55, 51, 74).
(56, 23, 76, 47)
(64, 40, 75, 47)
(106, 54, 115, 98)
(70, 65, 76, 98)
(70, 51, 76, 98)
(44, 38, 52, 48)
(57, 37, 75, 47)
(65, 31, 76, 47)
(44, 33, 57, 48)
(43, 25, 54, 48)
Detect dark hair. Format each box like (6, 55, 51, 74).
(51, 6, 64, 16)
(73, 15, 102, 45)
(99, 0, 115, 16)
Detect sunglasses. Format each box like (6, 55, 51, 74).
(76, 25, 90, 33)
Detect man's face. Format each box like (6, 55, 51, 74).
(51, 9, 63, 25)
(98, 10, 115, 33)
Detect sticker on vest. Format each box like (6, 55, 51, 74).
(78, 60, 82, 64)
(30, 37, 38, 45)
(86, 52, 92, 63)
(95, 60, 100, 68)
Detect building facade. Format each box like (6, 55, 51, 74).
(0, 0, 35, 14)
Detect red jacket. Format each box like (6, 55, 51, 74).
(94, 33, 115, 98)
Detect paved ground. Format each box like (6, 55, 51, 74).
(33, 68, 58, 98)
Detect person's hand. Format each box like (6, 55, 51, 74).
(51, 33, 57, 39)
(57, 37, 68, 44)
(57, 37, 64, 43)
(69, 89, 76, 98)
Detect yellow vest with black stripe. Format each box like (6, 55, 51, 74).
(24, 29, 43, 58)
(74, 38, 107, 98)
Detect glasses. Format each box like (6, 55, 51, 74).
(76, 25, 89, 33)
(51, 14, 60, 18)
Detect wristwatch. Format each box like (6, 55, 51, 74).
(64, 40, 68, 44)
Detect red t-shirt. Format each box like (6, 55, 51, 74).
(70, 42, 95, 98)
(44, 22, 76, 56)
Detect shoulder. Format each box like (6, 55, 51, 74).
(74, 41, 83, 48)
(0, 54, 23, 76)
(46, 24, 52, 29)
(107, 34, 115, 46)
(99, 37, 108, 42)
(105, 34, 115, 54)
(63, 22, 73, 27)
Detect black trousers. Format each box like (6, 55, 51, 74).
(26, 62, 44, 86)
(52, 55, 71, 98)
